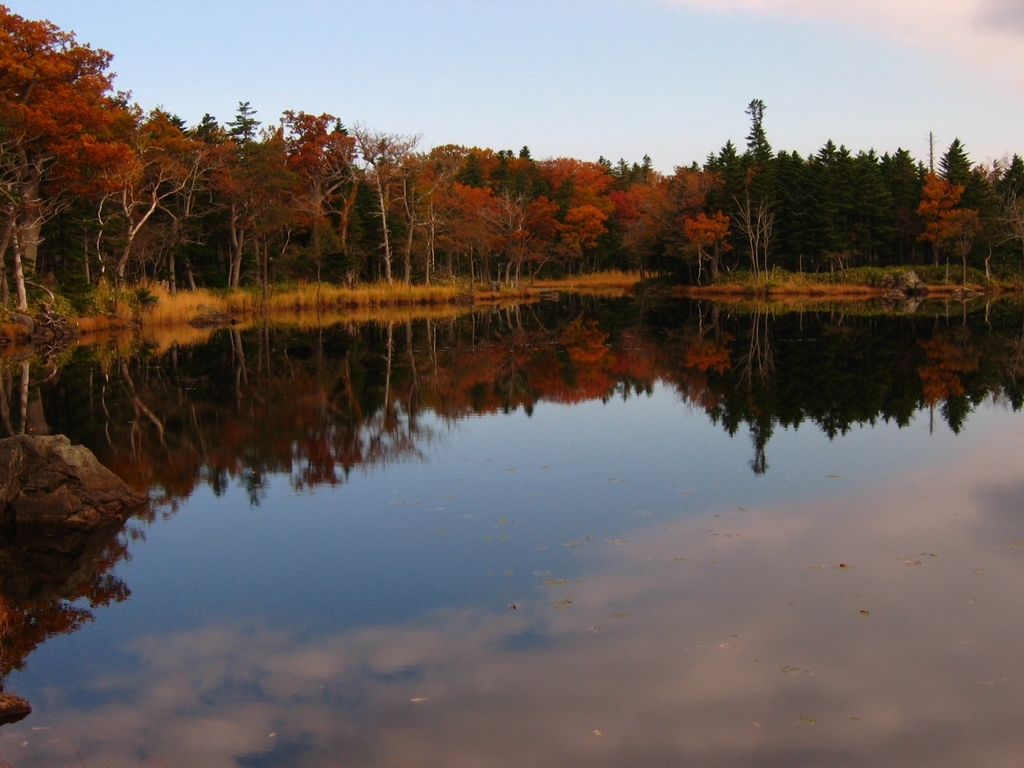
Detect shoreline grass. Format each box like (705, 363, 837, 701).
(136, 273, 641, 329)
(656, 265, 1021, 300)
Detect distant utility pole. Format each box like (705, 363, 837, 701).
(928, 132, 935, 174)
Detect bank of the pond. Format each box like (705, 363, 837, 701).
(651, 266, 1020, 300)
(135, 273, 639, 329)
(0, 273, 641, 348)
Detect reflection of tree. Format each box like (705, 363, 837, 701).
(918, 330, 981, 434)
(20, 298, 1024, 496)
(0, 521, 132, 686)
(738, 309, 774, 387)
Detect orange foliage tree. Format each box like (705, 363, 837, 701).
(917, 172, 981, 284)
(684, 211, 732, 282)
(0, 4, 130, 307)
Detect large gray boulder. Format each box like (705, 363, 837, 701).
(0, 435, 147, 530)
(880, 269, 927, 297)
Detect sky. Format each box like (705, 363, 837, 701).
(12, 0, 1024, 171)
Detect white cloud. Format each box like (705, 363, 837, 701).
(656, 0, 1024, 79)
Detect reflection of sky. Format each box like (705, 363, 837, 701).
(9, 387, 1024, 766)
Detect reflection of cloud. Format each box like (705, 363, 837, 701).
(655, 0, 1024, 78)
(13, 442, 1024, 767)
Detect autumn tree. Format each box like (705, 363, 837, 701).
(438, 181, 497, 287)
(684, 211, 731, 282)
(609, 178, 668, 280)
(0, 5, 130, 307)
(97, 109, 206, 285)
(352, 126, 419, 284)
(917, 172, 980, 284)
(282, 111, 360, 286)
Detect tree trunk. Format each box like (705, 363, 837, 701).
(376, 184, 393, 284)
(12, 231, 27, 311)
(228, 203, 245, 288)
(16, 173, 42, 279)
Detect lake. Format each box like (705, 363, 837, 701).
(2, 295, 1024, 767)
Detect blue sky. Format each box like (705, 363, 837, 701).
(14, 0, 1024, 170)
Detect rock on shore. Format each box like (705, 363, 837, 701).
(0, 435, 147, 530)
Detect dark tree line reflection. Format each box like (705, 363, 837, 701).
(15, 296, 1024, 505)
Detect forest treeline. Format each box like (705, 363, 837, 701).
(4, 7, 1024, 315)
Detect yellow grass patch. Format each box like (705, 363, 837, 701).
(133, 273, 641, 331)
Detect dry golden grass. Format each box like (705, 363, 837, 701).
(130, 273, 641, 337)
(139, 284, 235, 326)
(264, 282, 464, 313)
(527, 270, 639, 295)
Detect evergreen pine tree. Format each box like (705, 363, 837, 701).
(227, 101, 260, 144)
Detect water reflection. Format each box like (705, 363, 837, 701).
(1, 296, 1023, 766)
(8, 420, 1024, 767)
(0, 518, 132, 685)
(32, 296, 1024, 502)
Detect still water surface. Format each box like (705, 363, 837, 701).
(3, 297, 1024, 766)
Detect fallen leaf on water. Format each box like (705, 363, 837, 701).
(553, 600, 573, 610)
(798, 716, 817, 725)
(612, 613, 628, 619)
(906, 560, 922, 566)
(826, 474, 841, 479)
(544, 579, 568, 585)
(593, 730, 602, 736)
(975, 569, 986, 574)
(753, 722, 763, 728)
(860, 610, 870, 616)
(779, 666, 802, 674)
(589, 626, 606, 632)
(497, 518, 511, 525)
(497, 534, 510, 540)
(673, 557, 688, 562)
(605, 539, 629, 545)
(411, 698, 429, 703)
(504, 570, 514, 575)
